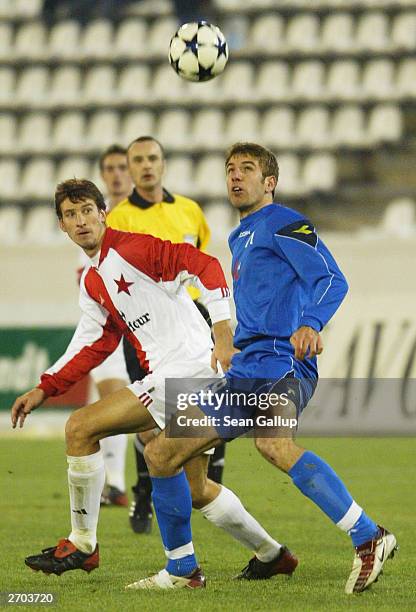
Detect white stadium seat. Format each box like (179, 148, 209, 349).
(0, 114, 16, 153)
(320, 13, 356, 53)
(249, 15, 285, 53)
(156, 110, 191, 151)
(380, 198, 416, 237)
(221, 62, 254, 102)
(332, 106, 367, 148)
(117, 66, 151, 104)
(147, 17, 178, 57)
(291, 61, 325, 100)
(23, 207, 61, 245)
(48, 20, 81, 60)
(52, 112, 86, 153)
(18, 113, 51, 153)
(14, 22, 47, 60)
(396, 59, 416, 98)
(15, 67, 49, 108)
(0, 68, 15, 106)
(21, 159, 55, 199)
(121, 111, 155, 143)
(367, 104, 402, 144)
(56, 157, 91, 183)
(194, 156, 226, 199)
(0, 23, 13, 61)
(192, 110, 225, 150)
(0, 206, 22, 245)
(85, 111, 120, 152)
(256, 62, 290, 103)
(286, 14, 320, 52)
(296, 107, 332, 149)
(164, 157, 194, 195)
(49, 67, 82, 107)
(303, 154, 337, 192)
(0, 0, 14, 18)
(151, 65, 189, 103)
(0, 160, 19, 199)
(204, 203, 235, 240)
(14, 0, 42, 18)
(391, 12, 416, 51)
(224, 109, 260, 144)
(115, 20, 148, 58)
(361, 60, 396, 101)
(355, 13, 390, 52)
(261, 107, 297, 149)
(83, 66, 116, 105)
(186, 77, 220, 104)
(275, 154, 303, 197)
(326, 61, 361, 101)
(81, 19, 114, 60)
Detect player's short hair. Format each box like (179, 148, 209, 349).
(54, 178, 106, 219)
(225, 142, 279, 184)
(127, 136, 165, 159)
(98, 144, 127, 171)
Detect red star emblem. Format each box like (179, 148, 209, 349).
(114, 274, 134, 295)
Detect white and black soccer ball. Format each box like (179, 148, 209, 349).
(169, 21, 229, 82)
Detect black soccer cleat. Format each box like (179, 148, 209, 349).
(235, 546, 298, 580)
(25, 538, 99, 576)
(129, 487, 153, 534)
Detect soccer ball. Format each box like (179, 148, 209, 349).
(169, 21, 229, 82)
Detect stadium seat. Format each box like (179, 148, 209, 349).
(261, 107, 297, 149)
(0, 0, 14, 18)
(396, 59, 416, 98)
(164, 156, 194, 195)
(56, 157, 91, 183)
(296, 107, 332, 149)
(81, 19, 114, 60)
(204, 202, 235, 240)
(379, 198, 416, 237)
(156, 110, 191, 151)
(286, 14, 320, 53)
(186, 77, 219, 104)
(0, 206, 23, 245)
(48, 67, 82, 108)
(120, 111, 155, 143)
(361, 60, 396, 101)
(355, 12, 390, 52)
(0, 68, 15, 106)
(326, 60, 361, 101)
(249, 15, 285, 53)
(23, 207, 61, 245)
(391, 12, 416, 51)
(0, 23, 13, 61)
(224, 109, 260, 145)
(320, 13, 356, 53)
(0, 160, 19, 199)
(85, 111, 120, 152)
(192, 110, 224, 150)
(48, 20, 81, 60)
(15, 67, 49, 108)
(219, 62, 254, 102)
(83, 66, 116, 105)
(18, 113, 51, 153)
(14, 0, 42, 18)
(303, 154, 337, 192)
(14, 22, 47, 60)
(0, 114, 16, 153)
(194, 156, 227, 198)
(332, 106, 367, 148)
(52, 112, 86, 153)
(275, 154, 303, 197)
(152, 65, 189, 103)
(114, 19, 148, 58)
(117, 66, 151, 104)
(367, 104, 402, 144)
(256, 62, 290, 102)
(21, 159, 55, 199)
(147, 17, 178, 58)
(291, 61, 325, 100)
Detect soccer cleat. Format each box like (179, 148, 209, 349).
(345, 526, 398, 594)
(25, 539, 99, 576)
(125, 567, 206, 590)
(234, 546, 298, 580)
(129, 487, 153, 534)
(100, 485, 128, 507)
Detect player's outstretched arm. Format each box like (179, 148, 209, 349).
(211, 320, 238, 373)
(11, 387, 46, 429)
(290, 325, 323, 361)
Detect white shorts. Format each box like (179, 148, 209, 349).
(90, 339, 129, 385)
(128, 363, 221, 455)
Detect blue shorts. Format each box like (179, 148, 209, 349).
(198, 338, 317, 440)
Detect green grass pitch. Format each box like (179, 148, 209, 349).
(0, 437, 414, 611)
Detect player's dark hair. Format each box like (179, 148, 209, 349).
(54, 178, 106, 219)
(225, 142, 279, 196)
(127, 136, 165, 159)
(98, 144, 127, 171)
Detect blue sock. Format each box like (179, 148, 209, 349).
(289, 451, 378, 546)
(151, 471, 197, 577)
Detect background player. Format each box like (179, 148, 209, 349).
(106, 136, 227, 532)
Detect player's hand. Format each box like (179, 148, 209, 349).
(290, 326, 323, 361)
(11, 388, 46, 429)
(211, 320, 238, 373)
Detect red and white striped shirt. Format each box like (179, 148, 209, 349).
(38, 228, 230, 397)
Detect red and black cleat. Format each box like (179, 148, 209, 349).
(100, 485, 128, 507)
(234, 546, 298, 580)
(25, 539, 99, 576)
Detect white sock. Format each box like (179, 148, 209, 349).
(67, 450, 105, 554)
(100, 434, 127, 492)
(199, 485, 282, 562)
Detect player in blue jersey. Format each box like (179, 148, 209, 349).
(124, 142, 397, 594)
